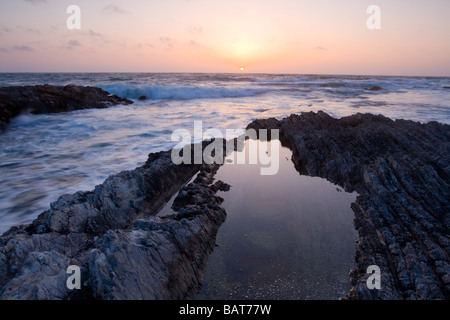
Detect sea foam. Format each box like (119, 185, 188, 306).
(99, 84, 266, 101)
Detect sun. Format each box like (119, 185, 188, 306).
(240, 67, 245, 71)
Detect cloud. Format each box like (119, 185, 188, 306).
(315, 46, 328, 51)
(186, 40, 209, 51)
(187, 40, 201, 47)
(83, 29, 103, 38)
(137, 43, 155, 49)
(61, 40, 82, 50)
(23, 0, 46, 4)
(189, 26, 203, 35)
(159, 36, 175, 51)
(16, 26, 41, 34)
(0, 27, 12, 34)
(0, 47, 9, 53)
(68, 40, 81, 47)
(12, 45, 35, 52)
(103, 4, 127, 15)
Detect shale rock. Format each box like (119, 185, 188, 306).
(89, 164, 228, 299)
(1, 110, 448, 300)
(247, 111, 450, 300)
(0, 148, 229, 299)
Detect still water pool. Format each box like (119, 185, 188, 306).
(158, 139, 358, 299)
(196, 139, 358, 300)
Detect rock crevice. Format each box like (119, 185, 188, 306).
(247, 111, 450, 300)
(0, 110, 448, 300)
(0, 147, 229, 299)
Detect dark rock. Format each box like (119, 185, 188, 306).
(443, 86, 450, 89)
(246, 117, 281, 132)
(138, 96, 147, 101)
(213, 180, 231, 192)
(0, 85, 133, 129)
(1, 110, 448, 300)
(0, 250, 71, 300)
(365, 86, 383, 91)
(86, 163, 227, 300)
(248, 111, 450, 300)
(0, 137, 230, 299)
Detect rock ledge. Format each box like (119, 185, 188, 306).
(0, 85, 133, 129)
(248, 111, 450, 300)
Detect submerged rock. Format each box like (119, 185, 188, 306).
(0, 85, 133, 129)
(247, 111, 450, 300)
(365, 86, 384, 91)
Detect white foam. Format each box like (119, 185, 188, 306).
(1, 73, 449, 234)
(99, 84, 266, 101)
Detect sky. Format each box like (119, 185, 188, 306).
(0, 0, 449, 76)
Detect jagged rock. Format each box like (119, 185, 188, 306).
(0, 85, 133, 129)
(247, 111, 450, 300)
(0, 138, 230, 300)
(0, 250, 71, 300)
(211, 180, 231, 192)
(87, 163, 227, 300)
(0, 110, 448, 300)
(0, 147, 215, 299)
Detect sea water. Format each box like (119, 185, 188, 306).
(159, 139, 358, 299)
(0, 73, 449, 233)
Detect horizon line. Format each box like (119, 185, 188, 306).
(0, 71, 449, 78)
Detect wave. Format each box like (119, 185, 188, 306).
(99, 84, 266, 101)
(252, 76, 310, 84)
(9, 113, 44, 127)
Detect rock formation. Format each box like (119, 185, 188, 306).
(0, 109, 448, 300)
(248, 111, 450, 300)
(0, 147, 229, 299)
(365, 86, 384, 91)
(0, 85, 133, 129)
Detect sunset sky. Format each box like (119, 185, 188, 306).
(0, 0, 449, 76)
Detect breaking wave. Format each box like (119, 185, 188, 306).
(100, 84, 266, 101)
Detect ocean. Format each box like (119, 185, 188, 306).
(0, 73, 449, 233)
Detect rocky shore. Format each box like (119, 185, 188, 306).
(0, 84, 448, 300)
(248, 111, 450, 300)
(0, 85, 133, 129)
(0, 146, 231, 299)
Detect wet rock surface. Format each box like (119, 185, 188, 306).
(365, 86, 384, 91)
(88, 163, 228, 300)
(0, 147, 229, 299)
(0, 85, 133, 129)
(248, 111, 450, 300)
(0, 109, 448, 300)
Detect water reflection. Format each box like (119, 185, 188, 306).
(196, 139, 358, 300)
